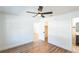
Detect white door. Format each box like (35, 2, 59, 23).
(34, 17, 45, 41)
(39, 20, 45, 40)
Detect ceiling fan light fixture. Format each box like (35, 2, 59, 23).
(26, 6, 53, 18)
(38, 14, 41, 16)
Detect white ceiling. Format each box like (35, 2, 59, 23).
(0, 6, 79, 15)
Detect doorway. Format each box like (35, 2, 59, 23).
(72, 17, 79, 52)
(33, 17, 48, 43)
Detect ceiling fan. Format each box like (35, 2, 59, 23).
(26, 6, 53, 18)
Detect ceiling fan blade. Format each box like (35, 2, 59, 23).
(38, 6, 43, 12)
(26, 11, 37, 14)
(42, 12, 53, 14)
(41, 14, 45, 18)
(33, 14, 38, 17)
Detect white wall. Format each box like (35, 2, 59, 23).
(0, 12, 34, 51)
(48, 11, 79, 50)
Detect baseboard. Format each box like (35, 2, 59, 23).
(48, 42, 72, 52)
(0, 40, 32, 52)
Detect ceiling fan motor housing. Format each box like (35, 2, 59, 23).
(38, 6, 43, 12)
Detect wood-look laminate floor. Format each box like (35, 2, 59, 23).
(0, 41, 71, 53)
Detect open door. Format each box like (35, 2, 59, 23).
(72, 17, 79, 52)
(44, 19, 48, 43)
(33, 17, 48, 43)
